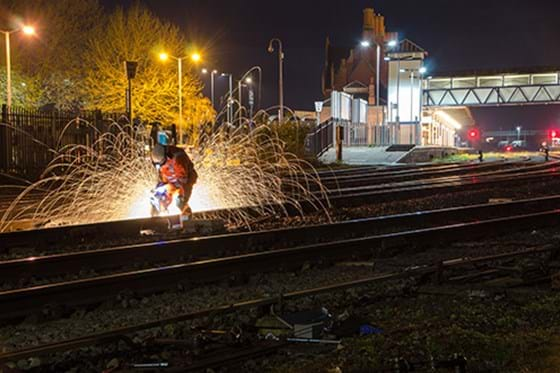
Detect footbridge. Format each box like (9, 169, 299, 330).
(423, 67, 560, 108)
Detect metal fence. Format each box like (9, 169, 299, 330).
(0, 105, 125, 180)
(343, 121, 369, 146)
(305, 120, 334, 156)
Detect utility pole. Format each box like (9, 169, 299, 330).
(228, 74, 233, 123)
(268, 38, 284, 123)
(159, 52, 202, 144)
(125, 61, 138, 123)
(5, 32, 11, 108)
(248, 85, 254, 127)
(211, 70, 215, 109)
(178, 57, 183, 139)
(395, 57, 401, 145)
(1, 25, 36, 107)
(221, 73, 233, 123)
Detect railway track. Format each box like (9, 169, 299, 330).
(1, 159, 558, 250)
(3, 194, 560, 285)
(316, 159, 528, 190)
(327, 160, 556, 192)
(2, 157, 556, 370)
(326, 162, 560, 207)
(1, 198, 560, 321)
(0, 244, 554, 366)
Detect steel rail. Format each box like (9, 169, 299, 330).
(313, 158, 514, 178)
(1, 162, 558, 251)
(327, 161, 560, 195)
(3, 194, 560, 282)
(324, 166, 560, 208)
(0, 245, 552, 364)
(1, 209, 559, 321)
(317, 161, 541, 190)
(317, 159, 519, 183)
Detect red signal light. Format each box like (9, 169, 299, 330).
(506, 145, 513, 152)
(550, 130, 558, 139)
(468, 129, 480, 139)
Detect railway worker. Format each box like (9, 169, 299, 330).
(151, 131, 198, 220)
(478, 150, 484, 163)
(544, 146, 550, 162)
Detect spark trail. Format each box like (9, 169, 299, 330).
(0, 119, 329, 231)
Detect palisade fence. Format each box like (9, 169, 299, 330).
(0, 105, 127, 180)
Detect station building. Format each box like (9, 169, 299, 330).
(314, 6, 471, 150)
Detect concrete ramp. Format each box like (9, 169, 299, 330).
(319, 145, 459, 165)
(319, 146, 408, 165)
(397, 146, 459, 163)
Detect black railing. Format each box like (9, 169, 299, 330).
(305, 120, 334, 157)
(0, 105, 125, 180)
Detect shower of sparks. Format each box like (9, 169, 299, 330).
(0, 118, 329, 231)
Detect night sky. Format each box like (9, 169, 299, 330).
(100, 0, 560, 131)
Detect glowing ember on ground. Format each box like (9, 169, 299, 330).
(0, 120, 329, 231)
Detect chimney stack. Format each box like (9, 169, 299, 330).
(363, 8, 375, 38)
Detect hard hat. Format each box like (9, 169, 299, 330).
(151, 143, 166, 165)
(157, 131, 171, 146)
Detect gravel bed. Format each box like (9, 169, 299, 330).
(250, 178, 560, 231)
(3, 189, 555, 291)
(3, 178, 560, 291)
(0, 265, 376, 366)
(2, 224, 559, 370)
(3, 171, 558, 261)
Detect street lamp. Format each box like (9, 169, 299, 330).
(202, 68, 219, 110)
(237, 66, 262, 123)
(1, 24, 36, 107)
(360, 39, 381, 106)
(159, 51, 202, 143)
(516, 126, 522, 141)
(220, 72, 233, 123)
(268, 38, 284, 123)
(244, 77, 255, 123)
(361, 38, 398, 144)
(191, 53, 201, 63)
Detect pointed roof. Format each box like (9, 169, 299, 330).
(392, 39, 428, 55)
(344, 80, 368, 90)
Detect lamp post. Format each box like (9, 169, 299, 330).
(360, 40, 381, 108)
(361, 39, 398, 145)
(159, 51, 201, 144)
(202, 68, 218, 110)
(268, 38, 284, 123)
(360, 39, 381, 145)
(244, 77, 255, 124)
(1, 25, 35, 107)
(237, 66, 262, 123)
(124, 61, 138, 123)
(221, 72, 233, 123)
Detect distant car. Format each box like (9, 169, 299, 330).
(497, 140, 510, 150)
(510, 140, 527, 149)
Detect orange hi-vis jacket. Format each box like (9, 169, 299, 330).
(160, 146, 198, 194)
